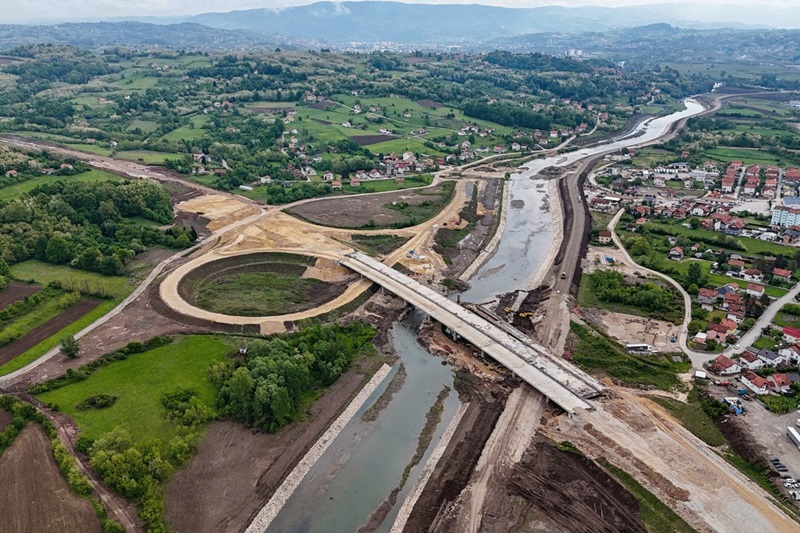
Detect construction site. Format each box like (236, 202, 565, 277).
(3, 96, 799, 533)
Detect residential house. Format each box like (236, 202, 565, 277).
(728, 259, 745, 270)
(597, 230, 612, 244)
(331, 180, 342, 190)
(746, 283, 765, 298)
(710, 355, 741, 376)
(742, 269, 764, 283)
(757, 348, 786, 367)
(693, 331, 708, 348)
(727, 304, 747, 323)
(668, 247, 684, 261)
(779, 344, 800, 365)
(738, 351, 764, 371)
(720, 319, 738, 334)
(767, 373, 792, 394)
(784, 326, 800, 344)
(653, 176, 666, 187)
(697, 288, 717, 311)
(350, 178, 361, 187)
(741, 370, 769, 395)
(707, 322, 730, 339)
(773, 268, 792, 282)
(323, 171, 334, 181)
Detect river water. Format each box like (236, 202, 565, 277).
(263, 99, 705, 533)
(268, 312, 460, 533)
(460, 99, 705, 303)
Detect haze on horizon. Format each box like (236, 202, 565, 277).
(6, 0, 799, 25)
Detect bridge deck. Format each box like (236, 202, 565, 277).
(340, 252, 601, 414)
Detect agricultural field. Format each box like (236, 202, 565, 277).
(286, 181, 455, 229)
(0, 424, 103, 533)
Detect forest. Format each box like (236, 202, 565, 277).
(0, 179, 193, 274)
(213, 322, 376, 433)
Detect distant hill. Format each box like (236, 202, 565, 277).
(491, 25, 800, 65)
(183, 1, 800, 45)
(0, 22, 281, 51)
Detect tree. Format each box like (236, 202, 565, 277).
(46, 236, 73, 264)
(60, 335, 80, 358)
(0, 257, 8, 276)
(685, 262, 705, 288)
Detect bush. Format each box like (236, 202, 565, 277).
(76, 394, 118, 411)
(60, 335, 81, 359)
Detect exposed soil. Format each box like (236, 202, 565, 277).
(493, 436, 647, 533)
(0, 298, 102, 366)
(311, 117, 331, 125)
(350, 134, 397, 146)
(244, 106, 295, 114)
(434, 179, 501, 277)
(287, 183, 452, 229)
(362, 364, 406, 423)
(165, 357, 381, 533)
(308, 100, 338, 109)
(165, 295, 408, 533)
(402, 370, 508, 533)
(416, 100, 443, 109)
(0, 409, 11, 432)
(0, 281, 41, 312)
(0, 424, 103, 533)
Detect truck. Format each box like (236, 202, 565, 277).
(787, 427, 800, 450)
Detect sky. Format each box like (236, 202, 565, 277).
(6, 0, 798, 23)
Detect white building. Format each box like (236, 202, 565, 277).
(771, 206, 800, 227)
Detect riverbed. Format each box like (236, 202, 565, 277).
(267, 313, 461, 533)
(461, 99, 705, 302)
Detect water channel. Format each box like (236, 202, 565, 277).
(264, 99, 706, 532)
(268, 312, 461, 533)
(461, 99, 705, 303)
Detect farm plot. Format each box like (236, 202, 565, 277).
(0, 282, 41, 311)
(0, 424, 103, 533)
(0, 299, 102, 366)
(349, 134, 397, 146)
(286, 182, 454, 229)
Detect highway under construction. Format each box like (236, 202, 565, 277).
(339, 251, 604, 415)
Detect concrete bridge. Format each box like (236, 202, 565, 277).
(339, 252, 604, 415)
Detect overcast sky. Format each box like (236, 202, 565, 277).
(8, 0, 799, 23)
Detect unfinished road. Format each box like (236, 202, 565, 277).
(340, 251, 604, 414)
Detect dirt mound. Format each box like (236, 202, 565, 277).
(0, 424, 103, 533)
(501, 437, 647, 533)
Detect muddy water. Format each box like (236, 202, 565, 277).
(267, 313, 460, 533)
(460, 99, 705, 303)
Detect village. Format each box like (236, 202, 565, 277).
(585, 150, 800, 490)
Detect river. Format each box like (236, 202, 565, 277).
(267, 312, 461, 533)
(460, 99, 705, 303)
(262, 99, 706, 533)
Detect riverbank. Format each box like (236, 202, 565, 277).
(527, 178, 564, 292)
(244, 363, 393, 533)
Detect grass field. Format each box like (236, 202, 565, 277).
(570, 322, 689, 391)
(161, 115, 209, 142)
(116, 150, 183, 165)
(643, 221, 797, 258)
(36, 336, 232, 443)
(650, 389, 727, 447)
(0, 170, 123, 202)
(9, 261, 131, 298)
(704, 147, 797, 167)
(576, 275, 684, 324)
(195, 272, 323, 316)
